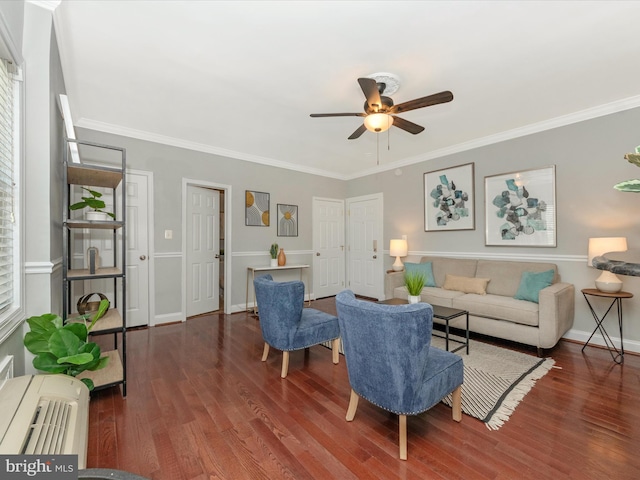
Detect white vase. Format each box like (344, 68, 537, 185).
(270, 258, 278, 267)
(86, 211, 109, 221)
(408, 295, 421, 304)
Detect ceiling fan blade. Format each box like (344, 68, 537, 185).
(390, 90, 454, 114)
(310, 113, 366, 118)
(357, 77, 382, 111)
(391, 116, 425, 135)
(348, 124, 367, 140)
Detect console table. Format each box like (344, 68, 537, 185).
(246, 264, 310, 314)
(581, 288, 633, 364)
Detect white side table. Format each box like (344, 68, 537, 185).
(246, 264, 310, 314)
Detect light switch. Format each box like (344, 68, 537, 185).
(164, 230, 173, 240)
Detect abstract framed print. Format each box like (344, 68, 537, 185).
(484, 166, 556, 247)
(424, 163, 475, 231)
(277, 204, 298, 237)
(245, 190, 270, 226)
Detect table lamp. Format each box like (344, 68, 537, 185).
(587, 237, 627, 293)
(389, 239, 408, 272)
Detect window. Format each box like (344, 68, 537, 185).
(0, 56, 22, 342)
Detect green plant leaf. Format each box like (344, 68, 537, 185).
(33, 352, 68, 374)
(88, 299, 110, 331)
(63, 322, 88, 342)
(80, 378, 95, 391)
(24, 331, 52, 354)
(48, 328, 83, 359)
(405, 272, 426, 296)
(82, 197, 107, 210)
(26, 313, 62, 334)
(81, 187, 103, 198)
(57, 352, 95, 365)
(614, 179, 640, 192)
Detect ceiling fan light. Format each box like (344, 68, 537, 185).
(364, 113, 393, 133)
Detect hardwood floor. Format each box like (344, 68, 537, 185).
(87, 297, 640, 479)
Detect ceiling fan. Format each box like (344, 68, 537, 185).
(310, 74, 453, 140)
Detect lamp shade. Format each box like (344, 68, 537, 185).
(364, 113, 394, 133)
(587, 237, 627, 266)
(389, 239, 408, 257)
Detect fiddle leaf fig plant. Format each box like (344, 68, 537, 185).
(69, 187, 115, 218)
(614, 146, 640, 193)
(23, 299, 110, 391)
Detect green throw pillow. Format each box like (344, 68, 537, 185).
(514, 269, 555, 303)
(404, 262, 436, 287)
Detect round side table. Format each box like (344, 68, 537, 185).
(581, 288, 633, 364)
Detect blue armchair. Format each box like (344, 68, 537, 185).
(253, 274, 340, 378)
(335, 290, 463, 460)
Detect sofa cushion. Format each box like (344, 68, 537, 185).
(443, 274, 490, 295)
(452, 294, 540, 327)
(405, 262, 436, 287)
(514, 269, 555, 303)
(392, 285, 464, 308)
(420, 256, 478, 287)
(476, 260, 558, 297)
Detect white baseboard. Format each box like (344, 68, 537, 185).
(153, 312, 184, 326)
(564, 328, 640, 355)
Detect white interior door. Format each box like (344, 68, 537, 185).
(312, 197, 345, 299)
(347, 194, 384, 300)
(187, 185, 219, 317)
(124, 172, 150, 327)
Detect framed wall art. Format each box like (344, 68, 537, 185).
(424, 162, 475, 231)
(277, 204, 298, 237)
(484, 166, 556, 247)
(245, 190, 270, 226)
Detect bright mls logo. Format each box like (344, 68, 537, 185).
(1, 455, 77, 479)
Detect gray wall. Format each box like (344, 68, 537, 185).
(348, 107, 640, 348)
(76, 128, 347, 319)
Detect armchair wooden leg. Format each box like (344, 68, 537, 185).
(451, 385, 462, 422)
(261, 343, 270, 362)
(399, 414, 407, 460)
(280, 351, 290, 378)
(331, 338, 340, 364)
(346, 389, 359, 421)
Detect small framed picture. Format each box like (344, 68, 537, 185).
(424, 163, 475, 231)
(484, 166, 556, 247)
(277, 204, 298, 237)
(245, 190, 269, 226)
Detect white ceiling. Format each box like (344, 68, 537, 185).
(52, 1, 640, 180)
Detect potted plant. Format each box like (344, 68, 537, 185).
(23, 299, 110, 391)
(270, 243, 279, 267)
(70, 187, 115, 221)
(405, 271, 426, 304)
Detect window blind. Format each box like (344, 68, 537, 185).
(0, 59, 14, 313)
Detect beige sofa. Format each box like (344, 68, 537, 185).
(385, 256, 575, 354)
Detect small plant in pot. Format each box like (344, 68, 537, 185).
(270, 243, 278, 267)
(23, 299, 110, 391)
(405, 271, 426, 304)
(70, 187, 115, 221)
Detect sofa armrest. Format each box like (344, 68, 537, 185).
(384, 271, 405, 299)
(538, 282, 575, 348)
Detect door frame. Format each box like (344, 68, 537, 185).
(181, 178, 232, 315)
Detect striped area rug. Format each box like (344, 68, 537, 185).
(324, 336, 555, 431)
(430, 335, 555, 430)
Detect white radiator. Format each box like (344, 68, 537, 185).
(0, 374, 90, 469)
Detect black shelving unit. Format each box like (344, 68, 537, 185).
(62, 139, 127, 396)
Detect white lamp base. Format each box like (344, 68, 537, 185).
(392, 256, 404, 271)
(595, 270, 623, 293)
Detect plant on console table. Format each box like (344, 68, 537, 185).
(270, 243, 279, 267)
(70, 187, 115, 221)
(23, 299, 110, 391)
(405, 271, 426, 304)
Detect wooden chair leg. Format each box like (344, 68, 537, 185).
(451, 385, 462, 422)
(280, 351, 290, 378)
(261, 343, 270, 362)
(331, 338, 340, 364)
(399, 414, 407, 460)
(346, 389, 359, 421)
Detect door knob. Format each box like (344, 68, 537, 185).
(139, 255, 146, 261)
(316, 252, 321, 256)
(215, 254, 220, 259)
(373, 255, 377, 259)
